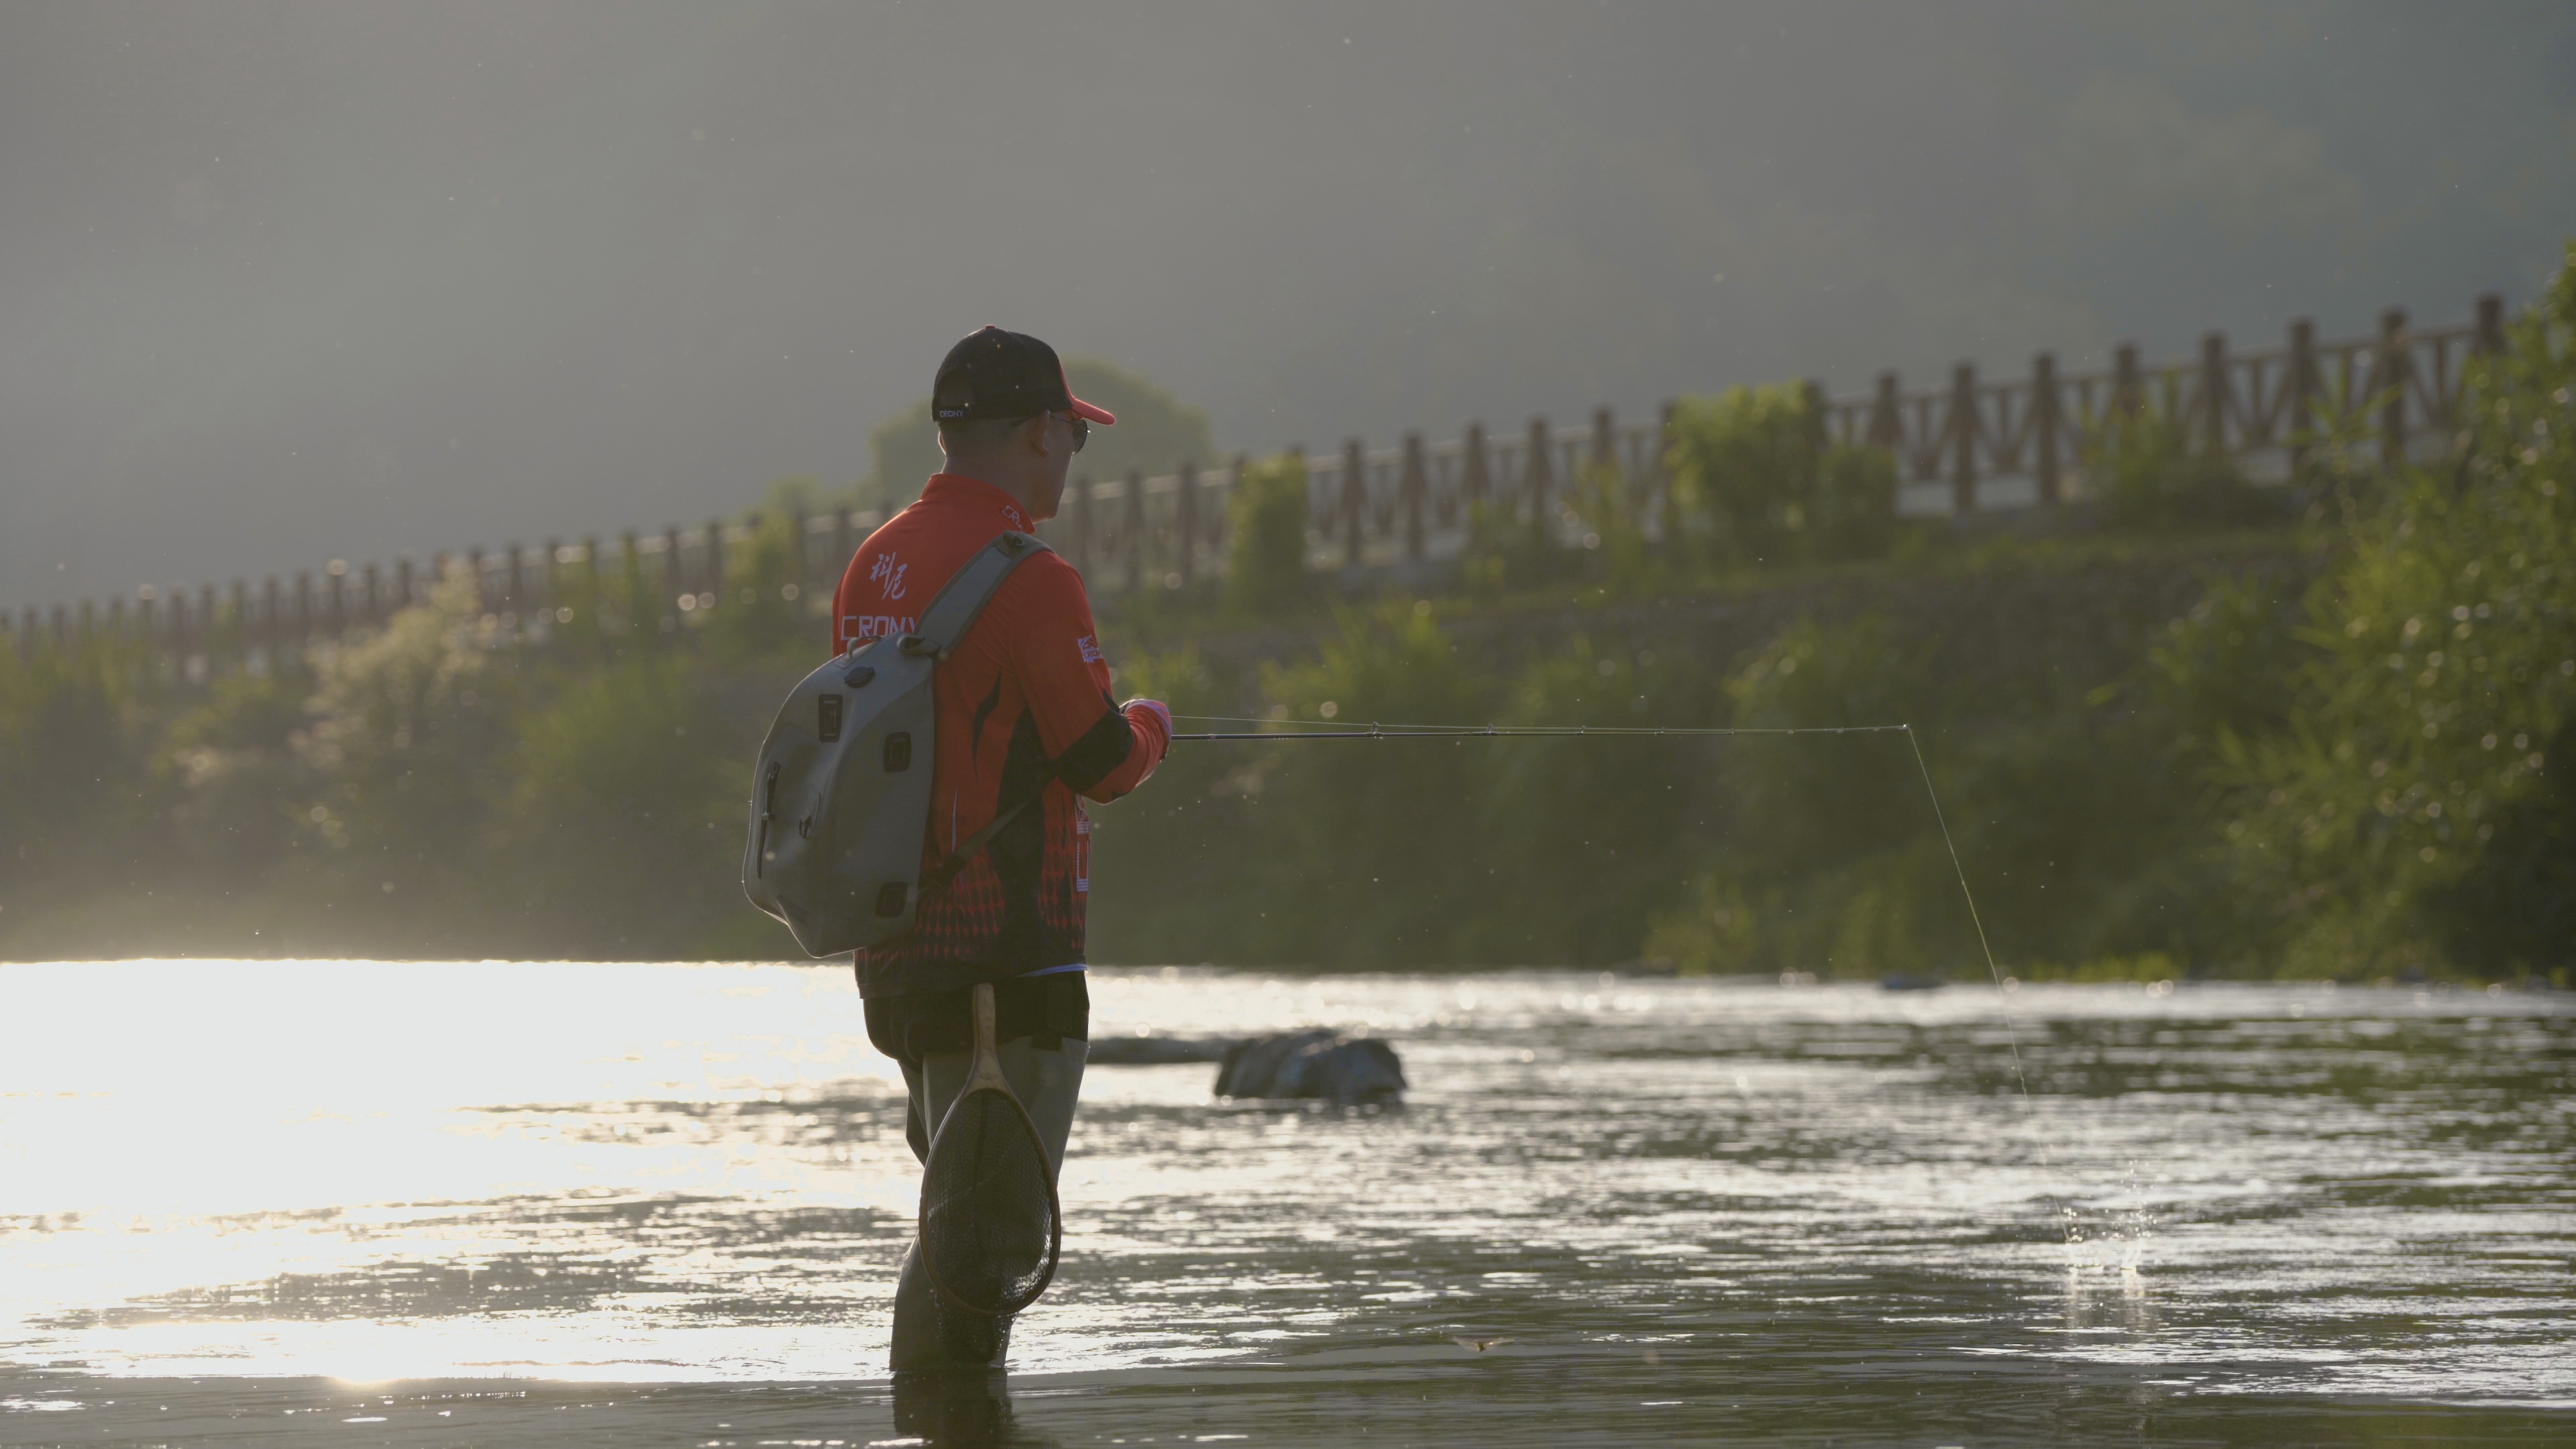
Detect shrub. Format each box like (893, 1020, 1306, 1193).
(2088, 397, 2273, 531)
(1813, 443, 1900, 560)
(292, 565, 519, 896)
(493, 652, 737, 951)
(1665, 383, 1898, 566)
(1224, 453, 1313, 614)
(1665, 382, 1819, 565)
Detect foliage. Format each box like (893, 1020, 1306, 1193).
(1662, 382, 1899, 568)
(700, 505, 815, 659)
(1223, 453, 1314, 615)
(2159, 244, 2576, 977)
(0, 630, 156, 901)
(1813, 443, 1901, 559)
(493, 652, 738, 952)
(1666, 382, 1817, 564)
(290, 566, 521, 898)
(2088, 394, 2276, 531)
(10, 268, 2572, 978)
(865, 358, 1216, 510)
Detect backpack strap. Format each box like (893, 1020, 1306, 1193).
(896, 528, 1062, 903)
(895, 530, 1051, 662)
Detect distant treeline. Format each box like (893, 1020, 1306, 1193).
(3, 254, 2569, 978)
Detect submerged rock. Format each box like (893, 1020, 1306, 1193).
(1214, 1029, 1407, 1104)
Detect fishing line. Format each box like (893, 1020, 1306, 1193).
(1169, 711, 2072, 1245)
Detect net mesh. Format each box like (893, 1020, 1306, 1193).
(919, 1087, 1059, 1316)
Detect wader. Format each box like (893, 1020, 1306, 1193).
(867, 975, 1087, 1370)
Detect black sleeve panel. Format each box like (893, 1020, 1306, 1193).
(1054, 692, 1136, 794)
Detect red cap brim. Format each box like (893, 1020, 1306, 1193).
(1058, 362, 1115, 425)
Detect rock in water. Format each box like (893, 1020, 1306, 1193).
(1214, 1030, 1407, 1104)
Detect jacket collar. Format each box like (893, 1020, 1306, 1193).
(920, 473, 1037, 535)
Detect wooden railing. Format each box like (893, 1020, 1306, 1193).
(3, 293, 2510, 676)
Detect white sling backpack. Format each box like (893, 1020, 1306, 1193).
(742, 531, 1051, 957)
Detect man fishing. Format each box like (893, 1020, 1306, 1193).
(834, 326, 1172, 1371)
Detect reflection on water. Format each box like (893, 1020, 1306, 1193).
(1, 962, 2571, 1445)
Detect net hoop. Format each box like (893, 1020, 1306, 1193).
(918, 1081, 1064, 1318)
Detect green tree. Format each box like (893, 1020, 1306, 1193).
(862, 358, 1215, 510)
(492, 653, 738, 953)
(292, 566, 520, 900)
(2169, 244, 2576, 977)
(1664, 382, 1898, 567)
(1223, 452, 1312, 614)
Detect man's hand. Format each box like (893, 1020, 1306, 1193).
(1122, 698, 1172, 738)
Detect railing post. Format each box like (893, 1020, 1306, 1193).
(1400, 433, 1428, 561)
(356, 563, 377, 630)
(465, 547, 486, 616)
(2286, 319, 2316, 475)
(1339, 439, 1367, 566)
(2199, 332, 2228, 456)
(326, 561, 347, 640)
(1949, 363, 1978, 515)
(1460, 424, 1490, 513)
(259, 577, 280, 660)
(2474, 293, 2506, 356)
(2378, 307, 2410, 466)
(1654, 401, 1678, 533)
(228, 581, 249, 664)
(396, 556, 415, 613)
(1176, 461, 1199, 586)
(296, 570, 315, 643)
(1285, 445, 1309, 561)
(541, 537, 562, 623)
(704, 518, 726, 609)
(1524, 417, 1555, 535)
(2113, 343, 2142, 428)
(577, 537, 600, 625)
(1124, 469, 1147, 593)
(196, 586, 217, 670)
(617, 531, 643, 634)
(1220, 453, 1245, 559)
(662, 525, 684, 626)
(1868, 372, 1902, 451)
(1071, 474, 1093, 576)
(1799, 380, 1827, 474)
(2031, 352, 2061, 504)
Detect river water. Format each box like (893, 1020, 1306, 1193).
(1, 961, 2569, 1446)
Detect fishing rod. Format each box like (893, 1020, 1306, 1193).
(1167, 716, 1911, 741)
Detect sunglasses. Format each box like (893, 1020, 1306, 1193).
(1059, 412, 1089, 453)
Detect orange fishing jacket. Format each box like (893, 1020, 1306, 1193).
(831, 474, 1168, 995)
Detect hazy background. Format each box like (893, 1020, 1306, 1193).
(4, 0, 2571, 608)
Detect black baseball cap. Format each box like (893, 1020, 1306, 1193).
(931, 326, 1117, 426)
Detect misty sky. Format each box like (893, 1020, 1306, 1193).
(5, 1, 2572, 608)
